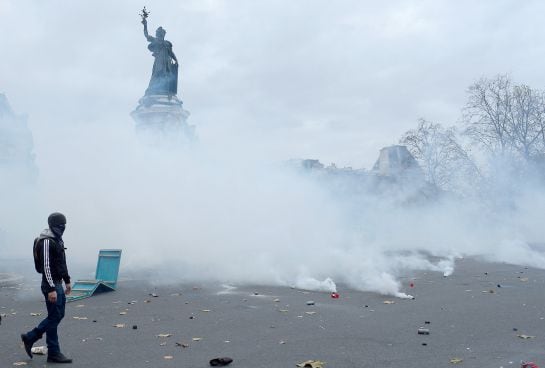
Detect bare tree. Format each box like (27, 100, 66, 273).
(463, 75, 545, 161)
(400, 119, 479, 192)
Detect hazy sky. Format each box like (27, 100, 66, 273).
(2, 0, 545, 167)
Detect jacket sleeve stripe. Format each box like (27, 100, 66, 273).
(43, 239, 55, 287)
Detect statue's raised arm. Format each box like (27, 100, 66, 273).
(142, 18, 154, 42)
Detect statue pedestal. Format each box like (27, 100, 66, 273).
(130, 94, 195, 147)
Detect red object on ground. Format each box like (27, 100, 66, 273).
(409, 282, 414, 288)
(521, 362, 539, 368)
(330, 292, 340, 299)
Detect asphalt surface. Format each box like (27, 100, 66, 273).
(1, 258, 544, 368)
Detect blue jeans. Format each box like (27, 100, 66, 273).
(26, 282, 66, 355)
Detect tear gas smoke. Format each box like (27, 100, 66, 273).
(2, 116, 545, 298)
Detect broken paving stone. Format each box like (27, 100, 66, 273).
(296, 360, 325, 368)
(306, 301, 315, 306)
(517, 334, 536, 339)
(449, 358, 463, 364)
(157, 334, 173, 338)
(209, 357, 233, 366)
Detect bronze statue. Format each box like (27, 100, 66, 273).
(140, 7, 178, 96)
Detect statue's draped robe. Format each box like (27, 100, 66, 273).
(145, 37, 178, 95)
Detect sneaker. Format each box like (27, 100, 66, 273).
(47, 353, 73, 363)
(20, 334, 33, 359)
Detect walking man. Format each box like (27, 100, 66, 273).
(21, 212, 73, 363)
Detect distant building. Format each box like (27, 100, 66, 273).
(0, 93, 37, 181)
(372, 145, 423, 180)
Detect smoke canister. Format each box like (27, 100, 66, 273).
(417, 327, 430, 335)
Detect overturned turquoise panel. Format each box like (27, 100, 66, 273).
(67, 249, 122, 303)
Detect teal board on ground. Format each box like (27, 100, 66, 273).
(67, 249, 122, 302)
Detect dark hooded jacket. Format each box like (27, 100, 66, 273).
(35, 228, 70, 293)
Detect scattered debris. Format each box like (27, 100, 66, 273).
(159, 342, 167, 346)
(421, 343, 427, 346)
(12, 362, 27, 366)
(306, 301, 315, 306)
(30, 346, 47, 355)
(157, 334, 172, 338)
(330, 292, 339, 299)
(150, 293, 158, 297)
(520, 278, 529, 282)
(409, 282, 415, 288)
(274, 298, 280, 302)
(192, 337, 203, 341)
(517, 334, 536, 339)
(75, 304, 85, 308)
(113, 323, 125, 328)
(305, 311, 317, 315)
(119, 312, 127, 315)
(449, 357, 463, 364)
(279, 340, 286, 345)
(521, 362, 539, 368)
(296, 360, 325, 368)
(417, 328, 430, 335)
(279, 309, 289, 313)
(202, 309, 211, 312)
(164, 355, 173, 360)
(209, 357, 233, 366)
(73, 316, 88, 320)
(424, 321, 431, 324)
(176, 342, 189, 348)
(383, 300, 395, 304)
(132, 325, 138, 330)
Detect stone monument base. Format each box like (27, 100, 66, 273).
(131, 94, 195, 147)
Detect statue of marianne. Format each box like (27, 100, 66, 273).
(141, 14, 178, 96)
